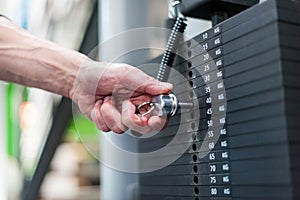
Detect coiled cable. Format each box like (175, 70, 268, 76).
(157, 17, 187, 82)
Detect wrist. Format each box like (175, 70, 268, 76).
(62, 49, 89, 99)
(69, 60, 108, 106)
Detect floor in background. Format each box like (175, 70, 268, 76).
(40, 143, 100, 200)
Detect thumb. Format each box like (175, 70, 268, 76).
(144, 81, 173, 95)
(124, 67, 173, 95)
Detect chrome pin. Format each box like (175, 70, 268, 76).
(136, 94, 194, 117)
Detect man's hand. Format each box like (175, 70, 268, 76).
(0, 17, 172, 134)
(70, 61, 173, 134)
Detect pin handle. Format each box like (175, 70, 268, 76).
(136, 102, 156, 117)
(136, 94, 193, 117)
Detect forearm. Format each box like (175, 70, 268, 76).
(0, 16, 88, 98)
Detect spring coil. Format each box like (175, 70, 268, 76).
(157, 17, 187, 82)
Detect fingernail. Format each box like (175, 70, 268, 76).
(95, 99, 102, 107)
(159, 82, 173, 89)
(104, 96, 110, 102)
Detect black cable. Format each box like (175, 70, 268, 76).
(157, 17, 187, 82)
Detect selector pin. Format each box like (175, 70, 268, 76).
(136, 93, 194, 117)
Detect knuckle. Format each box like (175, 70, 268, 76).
(101, 103, 112, 117)
(113, 128, 124, 134)
(100, 127, 110, 132)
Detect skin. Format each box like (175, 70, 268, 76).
(0, 16, 173, 134)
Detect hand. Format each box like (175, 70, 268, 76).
(70, 61, 173, 134)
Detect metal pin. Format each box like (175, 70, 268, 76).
(178, 102, 194, 110)
(136, 94, 194, 117)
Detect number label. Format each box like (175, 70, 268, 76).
(207, 108, 212, 115)
(204, 75, 211, 82)
(208, 142, 215, 150)
(210, 176, 217, 184)
(210, 164, 216, 172)
(208, 130, 214, 138)
(206, 97, 212, 104)
(204, 64, 210, 72)
(207, 120, 213, 127)
(211, 188, 218, 195)
(205, 86, 211, 94)
(209, 153, 216, 160)
(203, 53, 209, 61)
(202, 43, 208, 50)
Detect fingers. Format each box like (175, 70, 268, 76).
(101, 97, 128, 134)
(121, 100, 167, 134)
(121, 100, 152, 134)
(92, 98, 128, 134)
(92, 98, 168, 134)
(91, 100, 110, 132)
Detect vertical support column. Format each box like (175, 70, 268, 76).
(98, 1, 168, 200)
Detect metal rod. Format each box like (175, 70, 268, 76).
(178, 102, 194, 109)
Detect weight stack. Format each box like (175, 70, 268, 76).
(138, 0, 300, 200)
